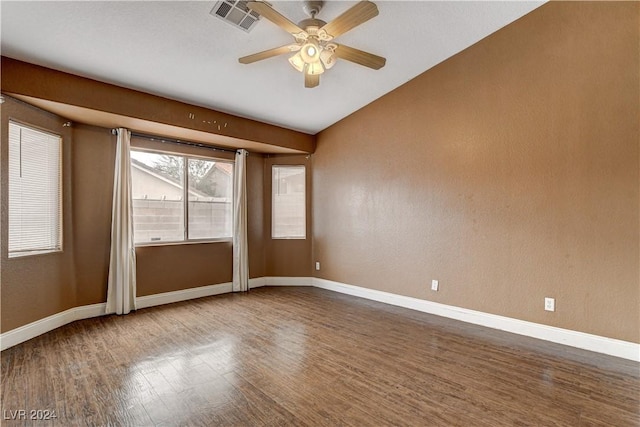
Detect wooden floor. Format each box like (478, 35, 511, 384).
(1, 287, 638, 426)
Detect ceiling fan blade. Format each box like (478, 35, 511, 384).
(319, 1, 379, 39)
(247, 1, 305, 36)
(239, 44, 299, 64)
(334, 44, 386, 70)
(305, 73, 320, 88)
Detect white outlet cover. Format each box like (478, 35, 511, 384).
(544, 297, 555, 312)
(431, 280, 439, 291)
(315, 262, 320, 271)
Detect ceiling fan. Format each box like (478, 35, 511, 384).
(239, 0, 386, 88)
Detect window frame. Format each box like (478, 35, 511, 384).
(7, 120, 64, 258)
(130, 147, 234, 246)
(271, 164, 306, 240)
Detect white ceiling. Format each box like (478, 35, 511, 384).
(1, 1, 544, 135)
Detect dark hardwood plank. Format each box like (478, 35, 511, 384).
(1, 287, 638, 426)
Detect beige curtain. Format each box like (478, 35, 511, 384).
(233, 149, 249, 292)
(106, 128, 137, 314)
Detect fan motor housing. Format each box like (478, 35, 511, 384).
(298, 18, 327, 32)
(303, 0, 324, 17)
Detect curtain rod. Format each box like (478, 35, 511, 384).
(111, 129, 239, 154)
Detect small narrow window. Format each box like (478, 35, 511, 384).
(8, 121, 63, 258)
(272, 165, 306, 239)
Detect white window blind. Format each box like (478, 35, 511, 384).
(272, 165, 306, 239)
(8, 121, 63, 257)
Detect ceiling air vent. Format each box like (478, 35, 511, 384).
(210, 0, 263, 33)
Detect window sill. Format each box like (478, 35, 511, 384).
(134, 238, 232, 248)
(8, 249, 63, 259)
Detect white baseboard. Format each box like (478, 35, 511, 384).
(3, 276, 638, 362)
(0, 303, 107, 351)
(249, 277, 266, 289)
(127, 277, 303, 311)
(313, 278, 640, 362)
(264, 276, 313, 287)
(0, 278, 287, 350)
(1, 282, 235, 350)
(137, 282, 232, 309)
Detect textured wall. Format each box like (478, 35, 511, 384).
(248, 153, 266, 279)
(1, 103, 269, 331)
(72, 124, 116, 307)
(313, 2, 639, 342)
(135, 242, 233, 296)
(1, 57, 315, 153)
(133, 150, 269, 295)
(1, 98, 77, 331)
(264, 154, 313, 278)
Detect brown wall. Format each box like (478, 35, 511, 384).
(264, 155, 313, 277)
(1, 98, 271, 331)
(1, 54, 313, 333)
(1, 98, 77, 331)
(248, 153, 266, 279)
(72, 124, 116, 306)
(1, 57, 316, 154)
(313, 2, 639, 343)
(135, 150, 268, 294)
(3, 1, 637, 346)
(130, 136, 244, 295)
(136, 242, 232, 296)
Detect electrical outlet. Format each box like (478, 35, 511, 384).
(315, 261, 320, 271)
(431, 280, 439, 291)
(544, 297, 555, 312)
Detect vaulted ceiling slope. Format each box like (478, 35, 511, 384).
(1, 1, 544, 134)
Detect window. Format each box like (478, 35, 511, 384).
(272, 165, 306, 239)
(130, 150, 233, 244)
(8, 121, 62, 258)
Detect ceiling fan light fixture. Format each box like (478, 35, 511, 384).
(240, 0, 385, 88)
(305, 61, 325, 76)
(300, 38, 321, 63)
(288, 52, 306, 72)
(320, 48, 336, 69)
